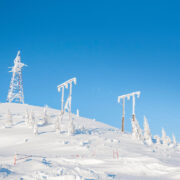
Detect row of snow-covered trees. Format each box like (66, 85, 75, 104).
(25, 106, 75, 136)
(132, 116, 177, 147)
(54, 112, 75, 136)
(5, 106, 76, 136)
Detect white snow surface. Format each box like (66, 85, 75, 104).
(0, 103, 180, 180)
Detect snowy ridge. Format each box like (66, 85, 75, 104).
(0, 103, 180, 180)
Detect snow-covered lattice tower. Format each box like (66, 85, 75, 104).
(7, 51, 26, 104)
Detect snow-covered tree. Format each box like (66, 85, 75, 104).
(167, 136, 171, 145)
(7, 109, 12, 126)
(29, 111, 35, 128)
(64, 97, 71, 112)
(33, 121, 38, 135)
(161, 128, 169, 146)
(143, 116, 152, 145)
(55, 113, 61, 133)
(172, 134, 177, 146)
(154, 135, 161, 145)
(43, 106, 49, 125)
(81, 125, 86, 133)
(25, 109, 29, 126)
(132, 118, 143, 141)
(76, 109, 79, 117)
(68, 120, 75, 136)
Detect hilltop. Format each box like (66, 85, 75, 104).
(0, 103, 179, 180)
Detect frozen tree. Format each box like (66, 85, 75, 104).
(64, 97, 71, 112)
(143, 116, 152, 145)
(81, 124, 86, 133)
(154, 135, 161, 145)
(161, 128, 169, 146)
(131, 119, 137, 139)
(25, 109, 29, 126)
(167, 136, 171, 145)
(76, 109, 79, 117)
(55, 116, 60, 133)
(172, 134, 177, 146)
(68, 120, 75, 136)
(33, 121, 38, 135)
(55, 113, 62, 133)
(7, 109, 13, 126)
(29, 111, 35, 128)
(77, 123, 85, 134)
(132, 118, 143, 141)
(43, 106, 49, 125)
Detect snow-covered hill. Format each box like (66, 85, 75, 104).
(0, 103, 179, 180)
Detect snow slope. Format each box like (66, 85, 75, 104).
(0, 103, 179, 180)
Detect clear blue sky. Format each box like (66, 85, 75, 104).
(0, 0, 180, 140)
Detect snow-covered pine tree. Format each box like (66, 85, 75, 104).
(131, 119, 137, 139)
(143, 116, 152, 145)
(76, 109, 79, 117)
(81, 125, 86, 134)
(167, 136, 171, 145)
(33, 121, 38, 135)
(55, 113, 61, 133)
(161, 128, 168, 146)
(132, 118, 143, 141)
(43, 106, 49, 125)
(172, 134, 177, 146)
(25, 109, 29, 126)
(29, 111, 35, 128)
(7, 109, 12, 126)
(68, 120, 75, 136)
(154, 135, 161, 145)
(136, 119, 143, 141)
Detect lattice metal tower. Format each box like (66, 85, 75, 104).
(7, 51, 26, 103)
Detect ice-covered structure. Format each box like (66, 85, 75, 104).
(7, 51, 26, 104)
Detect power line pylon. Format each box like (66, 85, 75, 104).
(57, 78, 77, 122)
(118, 91, 141, 132)
(7, 51, 26, 104)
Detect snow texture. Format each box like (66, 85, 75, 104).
(0, 103, 179, 180)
